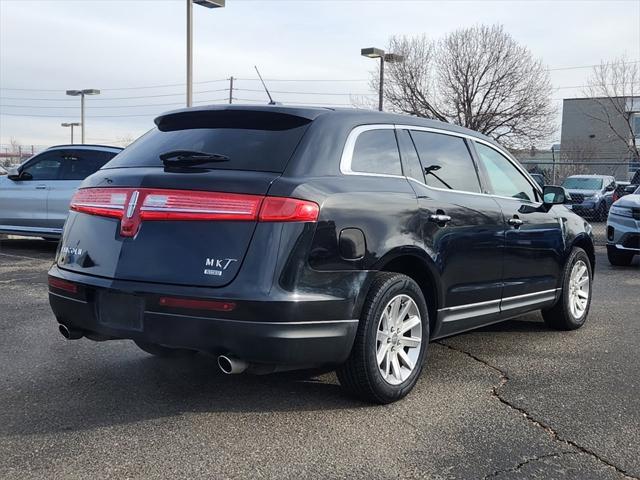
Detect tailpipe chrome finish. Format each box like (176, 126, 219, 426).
(58, 324, 84, 340)
(217, 355, 248, 375)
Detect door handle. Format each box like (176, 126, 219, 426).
(508, 217, 524, 228)
(35, 184, 47, 190)
(428, 214, 452, 225)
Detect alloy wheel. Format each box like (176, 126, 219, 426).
(568, 260, 590, 319)
(376, 294, 422, 385)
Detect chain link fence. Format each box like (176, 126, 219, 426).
(522, 160, 640, 245)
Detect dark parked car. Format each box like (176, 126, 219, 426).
(48, 106, 595, 403)
(562, 174, 616, 220)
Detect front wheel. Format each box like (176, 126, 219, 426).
(542, 247, 592, 330)
(337, 272, 429, 404)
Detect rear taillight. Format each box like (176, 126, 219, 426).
(259, 197, 319, 222)
(140, 189, 262, 221)
(70, 188, 129, 218)
(70, 188, 319, 237)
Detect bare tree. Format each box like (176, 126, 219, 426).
(583, 57, 639, 160)
(373, 35, 447, 121)
(373, 25, 556, 148)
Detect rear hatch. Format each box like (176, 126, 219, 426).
(56, 108, 318, 288)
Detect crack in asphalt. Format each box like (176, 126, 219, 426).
(483, 452, 578, 479)
(436, 341, 639, 480)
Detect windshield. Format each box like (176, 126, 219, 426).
(562, 177, 603, 190)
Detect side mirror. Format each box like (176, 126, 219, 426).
(7, 167, 21, 181)
(605, 184, 615, 192)
(543, 185, 571, 205)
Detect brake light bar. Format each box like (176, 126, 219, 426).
(70, 187, 319, 237)
(159, 296, 236, 312)
(48, 276, 78, 294)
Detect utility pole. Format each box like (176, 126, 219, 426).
(229, 76, 234, 104)
(551, 145, 557, 185)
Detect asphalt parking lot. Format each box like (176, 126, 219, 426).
(0, 238, 638, 480)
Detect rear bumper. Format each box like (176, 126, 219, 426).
(48, 266, 360, 367)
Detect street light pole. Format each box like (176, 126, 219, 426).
(361, 47, 404, 112)
(61, 122, 80, 144)
(66, 89, 100, 144)
(186, 0, 193, 107)
(187, 0, 225, 108)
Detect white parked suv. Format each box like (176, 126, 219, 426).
(0, 144, 122, 239)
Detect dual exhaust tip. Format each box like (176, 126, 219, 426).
(59, 324, 248, 375)
(217, 355, 248, 375)
(59, 324, 83, 340)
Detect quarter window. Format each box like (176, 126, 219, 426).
(350, 129, 402, 176)
(474, 142, 538, 202)
(409, 130, 481, 193)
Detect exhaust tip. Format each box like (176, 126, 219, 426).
(59, 324, 82, 340)
(217, 355, 248, 375)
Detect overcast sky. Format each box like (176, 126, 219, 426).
(1, 0, 639, 149)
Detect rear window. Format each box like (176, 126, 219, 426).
(562, 177, 603, 190)
(105, 111, 311, 173)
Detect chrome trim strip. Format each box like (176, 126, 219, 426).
(145, 311, 359, 325)
(500, 288, 559, 311)
(615, 243, 640, 252)
(0, 225, 63, 234)
(48, 291, 88, 304)
(438, 289, 560, 323)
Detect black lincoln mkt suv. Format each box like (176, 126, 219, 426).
(48, 105, 595, 403)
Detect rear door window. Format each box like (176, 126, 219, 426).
(350, 129, 402, 176)
(60, 150, 118, 180)
(105, 111, 312, 173)
(409, 130, 481, 193)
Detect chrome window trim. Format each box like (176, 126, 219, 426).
(339, 124, 401, 178)
(339, 123, 543, 202)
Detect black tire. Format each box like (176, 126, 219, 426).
(607, 246, 634, 266)
(134, 340, 197, 358)
(542, 247, 592, 331)
(337, 272, 429, 404)
(597, 203, 608, 221)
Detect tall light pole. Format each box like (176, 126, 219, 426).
(361, 47, 404, 112)
(187, 0, 225, 107)
(61, 122, 80, 144)
(65, 89, 100, 143)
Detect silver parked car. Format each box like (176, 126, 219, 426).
(0, 144, 122, 239)
(606, 185, 640, 266)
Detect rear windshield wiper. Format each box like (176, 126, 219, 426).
(160, 150, 230, 167)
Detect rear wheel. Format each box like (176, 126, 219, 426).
(607, 246, 634, 266)
(542, 247, 592, 330)
(337, 272, 429, 404)
(134, 340, 197, 358)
